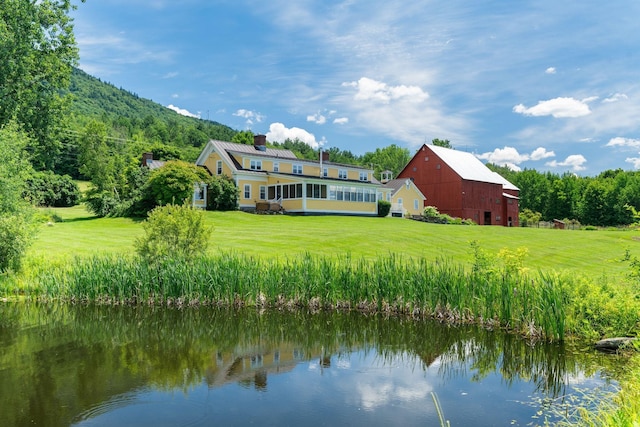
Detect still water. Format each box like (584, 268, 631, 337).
(0, 303, 624, 426)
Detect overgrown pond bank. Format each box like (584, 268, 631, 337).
(0, 303, 629, 426)
(11, 252, 639, 342)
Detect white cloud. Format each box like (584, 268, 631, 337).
(606, 137, 640, 148)
(545, 67, 556, 74)
(344, 77, 429, 104)
(477, 146, 529, 166)
(513, 97, 592, 118)
(339, 76, 466, 147)
(333, 117, 349, 125)
(75, 32, 174, 72)
(166, 104, 200, 118)
(266, 122, 324, 149)
(546, 154, 587, 171)
(530, 147, 556, 160)
(171, 93, 179, 98)
(307, 113, 327, 124)
(625, 157, 640, 169)
(476, 146, 555, 170)
(162, 71, 178, 79)
(233, 109, 265, 125)
(602, 93, 628, 103)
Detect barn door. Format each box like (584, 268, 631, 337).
(484, 211, 491, 225)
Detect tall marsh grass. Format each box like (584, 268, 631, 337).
(25, 251, 586, 341)
(13, 245, 639, 342)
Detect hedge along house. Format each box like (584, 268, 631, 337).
(195, 135, 389, 215)
(397, 144, 519, 226)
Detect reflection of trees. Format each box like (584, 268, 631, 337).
(0, 304, 623, 426)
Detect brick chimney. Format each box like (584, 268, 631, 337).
(253, 134, 267, 151)
(320, 151, 329, 162)
(141, 152, 153, 167)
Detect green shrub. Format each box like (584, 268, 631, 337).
(84, 189, 120, 217)
(377, 200, 391, 217)
(24, 171, 80, 207)
(207, 175, 238, 211)
(146, 160, 210, 207)
(135, 203, 212, 263)
(0, 213, 37, 272)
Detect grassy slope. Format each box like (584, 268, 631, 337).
(32, 207, 639, 280)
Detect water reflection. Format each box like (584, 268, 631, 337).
(0, 303, 623, 426)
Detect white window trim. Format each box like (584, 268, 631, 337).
(216, 160, 222, 175)
(293, 164, 303, 175)
(273, 162, 279, 172)
(259, 185, 266, 200)
(250, 159, 262, 170)
(243, 184, 251, 199)
(339, 169, 347, 179)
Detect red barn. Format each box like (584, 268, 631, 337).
(397, 144, 519, 226)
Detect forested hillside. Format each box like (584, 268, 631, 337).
(67, 68, 237, 155)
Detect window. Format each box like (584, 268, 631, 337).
(339, 169, 347, 179)
(250, 159, 262, 170)
(243, 184, 251, 199)
(397, 198, 403, 206)
(268, 184, 303, 200)
(259, 186, 266, 200)
(273, 162, 279, 172)
(216, 160, 222, 175)
(323, 167, 328, 177)
(359, 172, 368, 182)
(293, 164, 303, 175)
(414, 199, 419, 210)
(194, 183, 205, 201)
(306, 184, 327, 199)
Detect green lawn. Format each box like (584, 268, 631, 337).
(30, 206, 639, 281)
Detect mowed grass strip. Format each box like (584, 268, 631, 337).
(31, 207, 640, 280)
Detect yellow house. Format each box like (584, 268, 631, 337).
(196, 135, 390, 216)
(381, 178, 427, 217)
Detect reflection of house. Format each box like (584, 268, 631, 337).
(205, 343, 322, 390)
(196, 135, 387, 216)
(381, 177, 426, 217)
(398, 144, 519, 226)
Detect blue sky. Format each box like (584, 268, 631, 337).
(71, 1, 640, 175)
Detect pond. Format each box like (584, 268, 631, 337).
(0, 303, 625, 426)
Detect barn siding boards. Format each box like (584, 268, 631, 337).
(398, 144, 519, 226)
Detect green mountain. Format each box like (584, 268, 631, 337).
(67, 68, 238, 151)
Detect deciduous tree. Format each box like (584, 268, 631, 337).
(0, 0, 83, 170)
(0, 121, 38, 271)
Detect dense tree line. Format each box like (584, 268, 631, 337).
(488, 165, 640, 226)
